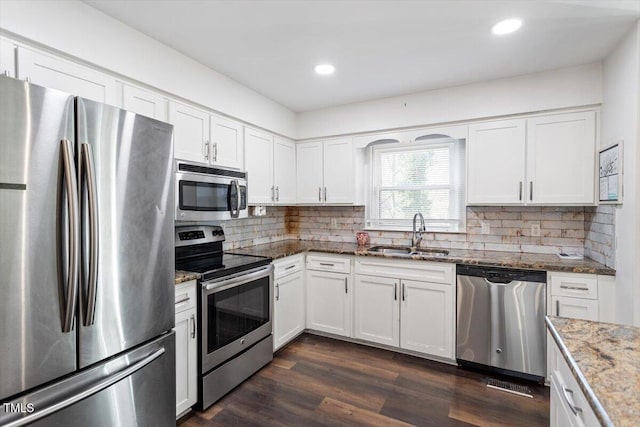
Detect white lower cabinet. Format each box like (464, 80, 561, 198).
(306, 256, 351, 337)
(549, 339, 599, 427)
(273, 255, 305, 351)
(354, 259, 455, 360)
(174, 281, 197, 418)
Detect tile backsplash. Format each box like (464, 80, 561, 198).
(192, 204, 615, 266)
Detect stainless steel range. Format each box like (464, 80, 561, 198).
(175, 226, 273, 410)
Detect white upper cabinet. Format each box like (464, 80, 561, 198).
(244, 127, 274, 205)
(0, 38, 15, 77)
(17, 47, 116, 105)
(296, 138, 357, 205)
(467, 119, 526, 204)
(296, 141, 324, 204)
(273, 136, 296, 204)
(168, 100, 210, 164)
(467, 111, 596, 206)
(120, 83, 166, 121)
(211, 115, 244, 170)
(527, 112, 596, 204)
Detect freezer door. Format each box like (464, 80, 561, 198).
(76, 98, 175, 367)
(0, 332, 175, 427)
(0, 76, 77, 400)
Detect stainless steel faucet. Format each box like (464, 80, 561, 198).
(412, 213, 426, 249)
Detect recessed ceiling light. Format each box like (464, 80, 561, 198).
(491, 18, 522, 36)
(314, 64, 335, 75)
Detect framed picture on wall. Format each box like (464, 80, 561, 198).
(598, 141, 623, 204)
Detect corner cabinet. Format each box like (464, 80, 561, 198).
(305, 254, 352, 337)
(273, 255, 305, 351)
(244, 129, 296, 205)
(174, 280, 197, 418)
(296, 138, 357, 204)
(467, 111, 597, 205)
(354, 258, 455, 360)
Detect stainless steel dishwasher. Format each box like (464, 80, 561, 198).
(456, 265, 547, 380)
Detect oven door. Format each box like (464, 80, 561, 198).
(200, 265, 273, 373)
(175, 171, 247, 221)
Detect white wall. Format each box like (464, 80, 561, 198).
(601, 21, 640, 327)
(297, 63, 603, 139)
(0, 0, 297, 138)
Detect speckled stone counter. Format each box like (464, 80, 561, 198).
(227, 239, 616, 275)
(546, 317, 640, 427)
(175, 270, 200, 284)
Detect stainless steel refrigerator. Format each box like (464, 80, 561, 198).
(0, 75, 176, 426)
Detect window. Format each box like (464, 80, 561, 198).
(366, 138, 466, 232)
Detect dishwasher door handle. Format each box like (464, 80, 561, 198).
(483, 278, 512, 286)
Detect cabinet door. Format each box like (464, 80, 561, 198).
(467, 119, 526, 204)
(306, 270, 350, 337)
(168, 100, 210, 163)
(211, 115, 244, 170)
(175, 309, 197, 417)
(273, 136, 296, 204)
(323, 138, 354, 203)
(354, 275, 399, 347)
(244, 127, 274, 205)
(0, 38, 15, 77)
(550, 376, 579, 427)
(552, 296, 598, 321)
(400, 280, 454, 359)
(274, 271, 305, 350)
(527, 112, 596, 204)
(121, 83, 165, 120)
(296, 141, 324, 204)
(17, 47, 116, 105)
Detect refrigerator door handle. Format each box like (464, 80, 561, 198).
(81, 143, 99, 326)
(0, 347, 165, 427)
(59, 139, 79, 333)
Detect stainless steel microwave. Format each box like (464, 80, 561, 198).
(175, 161, 248, 221)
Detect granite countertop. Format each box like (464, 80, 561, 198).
(546, 316, 640, 427)
(175, 270, 200, 285)
(226, 239, 616, 275)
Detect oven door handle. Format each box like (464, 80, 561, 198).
(203, 265, 273, 293)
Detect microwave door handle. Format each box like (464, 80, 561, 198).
(229, 179, 239, 218)
(233, 179, 241, 218)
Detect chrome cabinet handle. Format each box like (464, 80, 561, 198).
(560, 285, 588, 291)
(344, 277, 348, 294)
(319, 262, 335, 267)
(285, 264, 296, 270)
(402, 282, 406, 301)
(271, 186, 275, 202)
(59, 139, 80, 333)
(562, 387, 582, 416)
(318, 187, 322, 202)
(324, 187, 327, 202)
(204, 140, 210, 160)
(276, 283, 280, 301)
(175, 296, 190, 305)
(81, 143, 99, 327)
(190, 314, 196, 339)
(556, 300, 560, 316)
(530, 181, 533, 201)
(276, 186, 279, 202)
(213, 142, 218, 162)
(394, 282, 398, 301)
(519, 182, 523, 201)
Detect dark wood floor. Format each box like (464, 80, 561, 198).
(178, 334, 549, 426)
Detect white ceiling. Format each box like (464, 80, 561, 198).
(84, 0, 639, 113)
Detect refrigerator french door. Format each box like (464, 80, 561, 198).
(0, 75, 175, 426)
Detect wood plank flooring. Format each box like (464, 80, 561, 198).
(178, 334, 549, 426)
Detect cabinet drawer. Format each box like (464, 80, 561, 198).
(355, 258, 454, 284)
(306, 254, 351, 274)
(551, 296, 598, 321)
(175, 281, 197, 313)
(550, 273, 597, 300)
(274, 254, 304, 278)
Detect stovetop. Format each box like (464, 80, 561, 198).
(175, 225, 271, 282)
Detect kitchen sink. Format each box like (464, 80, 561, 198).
(367, 246, 449, 257)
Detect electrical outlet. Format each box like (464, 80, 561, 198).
(331, 218, 337, 228)
(531, 223, 541, 237)
(481, 222, 490, 235)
